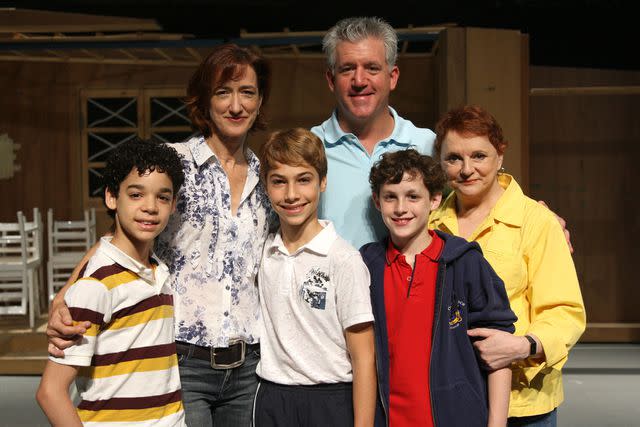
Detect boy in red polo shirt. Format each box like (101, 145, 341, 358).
(360, 149, 516, 427)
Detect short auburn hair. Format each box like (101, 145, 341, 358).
(185, 44, 270, 138)
(369, 149, 445, 196)
(260, 128, 327, 182)
(434, 105, 508, 159)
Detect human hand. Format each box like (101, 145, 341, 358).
(537, 200, 573, 253)
(46, 297, 89, 357)
(467, 328, 529, 370)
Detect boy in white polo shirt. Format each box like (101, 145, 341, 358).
(254, 128, 376, 427)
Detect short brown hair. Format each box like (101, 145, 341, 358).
(185, 44, 271, 138)
(369, 149, 445, 196)
(434, 105, 507, 159)
(260, 128, 327, 182)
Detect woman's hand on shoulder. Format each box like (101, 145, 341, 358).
(46, 296, 88, 357)
(537, 200, 573, 253)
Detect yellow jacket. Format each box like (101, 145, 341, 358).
(429, 174, 586, 417)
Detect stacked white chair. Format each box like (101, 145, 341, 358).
(0, 209, 43, 328)
(46, 208, 96, 303)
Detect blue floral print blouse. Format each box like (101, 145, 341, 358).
(156, 135, 274, 347)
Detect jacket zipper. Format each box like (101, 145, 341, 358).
(373, 256, 389, 427)
(375, 343, 389, 426)
(429, 262, 446, 426)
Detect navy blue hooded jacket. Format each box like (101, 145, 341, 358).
(360, 230, 517, 427)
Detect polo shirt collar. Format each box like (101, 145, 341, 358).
(269, 220, 338, 256)
(99, 236, 168, 286)
(385, 229, 441, 265)
(323, 106, 408, 147)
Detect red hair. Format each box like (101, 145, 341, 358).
(434, 105, 507, 158)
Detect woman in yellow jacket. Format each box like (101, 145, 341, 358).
(428, 105, 586, 427)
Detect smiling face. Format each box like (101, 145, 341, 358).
(106, 168, 176, 257)
(265, 161, 327, 238)
(373, 172, 441, 253)
(326, 37, 399, 130)
(209, 65, 262, 144)
(439, 130, 504, 203)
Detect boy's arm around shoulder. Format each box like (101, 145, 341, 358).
(36, 361, 83, 427)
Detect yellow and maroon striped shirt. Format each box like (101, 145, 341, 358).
(50, 237, 186, 426)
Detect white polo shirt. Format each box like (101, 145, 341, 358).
(256, 221, 373, 385)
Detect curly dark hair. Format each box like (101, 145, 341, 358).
(369, 149, 445, 196)
(102, 138, 185, 217)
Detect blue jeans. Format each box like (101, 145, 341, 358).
(178, 344, 260, 427)
(508, 409, 557, 427)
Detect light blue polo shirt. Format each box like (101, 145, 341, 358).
(311, 107, 435, 249)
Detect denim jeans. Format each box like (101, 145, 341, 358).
(508, 409, 557, 427)
(178, 343, 260, 427)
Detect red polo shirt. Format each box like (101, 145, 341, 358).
(384, 230, 443, 427)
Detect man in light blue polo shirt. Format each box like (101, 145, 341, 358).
(311, 17, 435, 248)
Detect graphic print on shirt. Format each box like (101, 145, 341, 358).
(300, 268, 329, 310)
(448, 299, 466, 329)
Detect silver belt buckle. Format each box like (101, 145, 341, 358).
(210, 340, 245, 369)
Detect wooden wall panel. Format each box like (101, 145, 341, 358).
(530, 66, 640, 342)
(467, 27, 525, 185)
(0, 61, 195, 224)
(1, 54, 435, 225)
(436, 27, 467, 118)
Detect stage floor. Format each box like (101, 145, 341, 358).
(0, 343, 638, 426)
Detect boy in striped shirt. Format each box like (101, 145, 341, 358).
(37, 139, 186, 426)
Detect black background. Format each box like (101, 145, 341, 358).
(3, 0, 638, 70)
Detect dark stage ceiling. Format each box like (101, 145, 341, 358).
(1, 0, 637, 70)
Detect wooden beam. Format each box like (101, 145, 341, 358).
(6, 33, 189, 43)
(0, 54, 198, 66)
(239, 26, 447, 40)
(45, 49, 67, 59)
(80, 49, 103, 60)
(153, 47, 173, 61)
(185, 47, 201, 61)
(283, 28, 300, 55)
(401, 24, 413, 54)
(0, 8, 161, 33)
(118, 49, 138, 60)
(530, 86, 640, 96)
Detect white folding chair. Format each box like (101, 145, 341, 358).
(0, 210, 41, 328)
(46, 208, 96, 302)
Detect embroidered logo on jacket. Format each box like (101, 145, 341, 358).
(300, 268, 329, 310)
(448, 299, 466, 328)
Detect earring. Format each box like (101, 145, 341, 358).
(498, 167, 506, 175)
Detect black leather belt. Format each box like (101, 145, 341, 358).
(176, 340, 259, 369)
